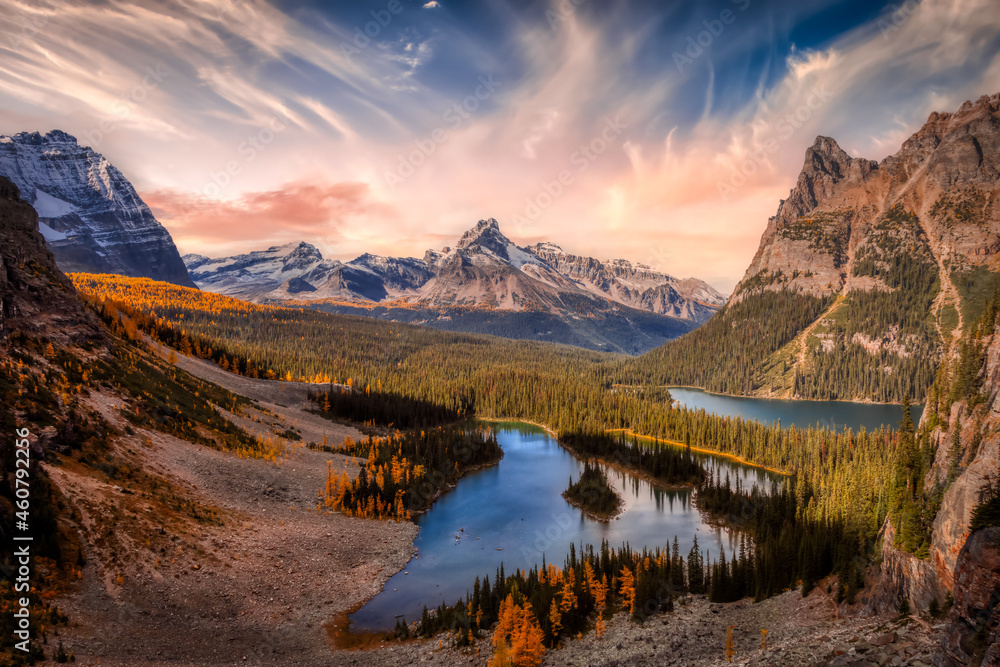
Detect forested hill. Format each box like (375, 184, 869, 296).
(625, 94, 1000, 403)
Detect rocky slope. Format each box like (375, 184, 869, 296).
(0, 174, 102, 344)
(0, 173, 416, 666)
(745, 94, 1000, 393)
(940, 526, 1000, 665)
(528, 241, 725, 321)
(185, 219, 723, 354)
(0, 130, 194, 287)
(863, 251, 1000, 664)
(638, 93, 1000, 402)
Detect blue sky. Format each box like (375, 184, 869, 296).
(0, 0, 997, 290)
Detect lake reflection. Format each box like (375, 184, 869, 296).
(349, 422, 781, 632)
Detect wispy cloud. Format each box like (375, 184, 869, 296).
(0, 0, 997, 291)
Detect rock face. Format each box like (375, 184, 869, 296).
(185, 218, 724, 354)
(866, 257, 1000, 655)
(528, 242, 724, 322)
(0, 130, 194, 287)
(0, 175, 101, 343)
(740, 93, 1000, 302)
(939, 527, 1000, 665)
(715, 93, 1000, 399)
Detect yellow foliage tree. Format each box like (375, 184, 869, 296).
(618, 566, 636, 615)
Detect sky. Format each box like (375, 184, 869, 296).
(0, 0, 998, 292)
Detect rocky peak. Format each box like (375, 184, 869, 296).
(283, 241, 323, 263)
(529, 242, 565, 256)
(911, 93, 1000, 146)
(181, 253, 210, 269)
(455, 218, 509, 252)
(0, 129, 194, 287)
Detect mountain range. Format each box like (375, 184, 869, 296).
(0, 129, 724, 355)
(0, 130, 194, 287)
(184, 219, 726, 354)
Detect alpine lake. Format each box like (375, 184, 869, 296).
(349, 395, 915, 631)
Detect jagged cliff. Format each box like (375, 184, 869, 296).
(0, 130, 194, 287)
(635, 93, 1000, 403)
(863, 270, 1000, 665)
(0, 175, 101, 343)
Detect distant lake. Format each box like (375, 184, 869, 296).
(667, 387, 922, 433)
(349, 422, 782, 632)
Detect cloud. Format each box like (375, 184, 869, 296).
(145, 180, 392, 255)
(1, 0, 997, 293)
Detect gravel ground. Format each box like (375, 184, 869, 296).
(40, 356, 944, 666)
(42, 358, 416, 666)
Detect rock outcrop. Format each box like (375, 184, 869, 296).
(0, 175, 102, 343)
(0, 130, 194, 287)
(739, 93, 1000, 302)
(939, 526, 1000, 665)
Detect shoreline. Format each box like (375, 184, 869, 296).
(479, 416, 789, 477)
(606, 428, 792, 476)
(662, 384, 911, 407)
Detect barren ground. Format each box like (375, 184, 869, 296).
(42, 354, 943, 666)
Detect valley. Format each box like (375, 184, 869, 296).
(1, 91, 999, 667)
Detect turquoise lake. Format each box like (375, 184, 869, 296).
(350, 392, 917, 631)
(667, 387, 921, 432)
(349, 422, 779, 632)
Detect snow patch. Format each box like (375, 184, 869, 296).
(38, 221, 69, 242)
(33, 189, 77, 217)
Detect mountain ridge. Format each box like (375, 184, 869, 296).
(632, 93, 1000, 402)
(184, 219, 725, 354)
(0, 130, 194, 287)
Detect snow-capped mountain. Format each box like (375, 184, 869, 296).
(186, 218, 725, 320)
(185, 219, 726, 354)
(0, 130, 193, 287)
(527, 242, 726, 321)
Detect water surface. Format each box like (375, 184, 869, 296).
(349, 422, 779, 631)
(668, 387, 922, 432)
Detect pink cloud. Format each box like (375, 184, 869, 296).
(145, 181, 393, 252)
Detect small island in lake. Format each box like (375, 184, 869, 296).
(562, 461, 623, 521)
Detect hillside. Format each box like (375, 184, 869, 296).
(0, 173, 421, 666)
(630, 94, 1000, 402)
(185, 219, 724, 354)
(0, 131, 194, 287)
